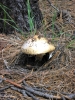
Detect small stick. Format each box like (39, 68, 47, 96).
(0, 76, 22, 89)
(47, 0, 59, 12)
(24, 86, 61, 99)
(1, 76, 75, 100)
(68, 94, 75, 99)
(26, 91, 39, 100)
(0, 85, 11, 91)
(11, 86, 27, 96)
(17, 72, 33, 84)
(0, 76, 61, 99)
(22, 80, 29, 86)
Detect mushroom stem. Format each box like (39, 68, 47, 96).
(35, 54, 45, 61)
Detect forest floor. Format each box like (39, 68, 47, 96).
(0, 0, 75, 100)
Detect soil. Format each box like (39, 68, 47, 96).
(0, 0, 75, 100)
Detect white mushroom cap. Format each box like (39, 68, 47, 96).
(21, 35, 55, 55)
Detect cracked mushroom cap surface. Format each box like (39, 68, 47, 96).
(21, 35, 55, 55)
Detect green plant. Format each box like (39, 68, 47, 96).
(52, 11, 57, 34)
(51, 11, 65, 39)
(27, 0, 35, 34)
(0, 3, 23, 33)
(67, 39, 75, 48)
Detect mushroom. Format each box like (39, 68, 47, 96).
(21, 35, 55, 61)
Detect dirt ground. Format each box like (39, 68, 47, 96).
(0, 0, 75, 100)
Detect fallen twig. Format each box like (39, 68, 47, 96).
(24, 86, 61, 99)
(0, 76, 75, 100)
(1, 76, 22, 88)
(17, 70, 33, 83)
(11, 86, 27, 96)
(0, 76, 60, 99)
(68, 94, 75, 99)
(26, 91, 39, 100)
(47, 0, 59, 12)
(0, 85, 11, 91)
